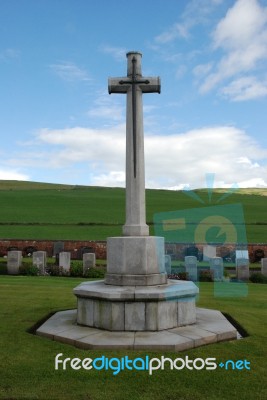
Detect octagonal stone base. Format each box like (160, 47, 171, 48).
(36, 308, 238, 351)
(73, 280, 198, 331)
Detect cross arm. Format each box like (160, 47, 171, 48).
(140, 77, 161, 94)
(108, 77, 129, 94)
(108, 76, 161, 94)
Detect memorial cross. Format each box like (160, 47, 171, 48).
(108, 52, 160, 236)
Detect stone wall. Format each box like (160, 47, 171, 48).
(0, 239, 107, 259)
(0, 239, 266, 261)
(165, 243, 267, 262)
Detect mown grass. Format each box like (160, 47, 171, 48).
(0, 181, 266, 241)
(0, 224, 122, 241)
(0, 276, 266, 400)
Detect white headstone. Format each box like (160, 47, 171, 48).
(236, 250, 249, 260)
(7, 251, 22, 275)
(59, 252, 71, 272)
(185, 256, 198, 281)
(203, 245, 216, 261)
(236, 258, 249, 281)
(83, 253, 96, 274)
(210, 257, 224, 281)
(164, 255, 172, 275)
(261, 258, 267, 277)
(33, 251, 46, 275)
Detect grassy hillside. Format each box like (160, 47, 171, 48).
(0, 180, 75, 191)
(0, 180, 266, 242)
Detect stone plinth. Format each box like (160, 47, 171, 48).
(105, 236, 167, 286)
(74, 279, 198, 332)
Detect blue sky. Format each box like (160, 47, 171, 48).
(1, 0, 267, 189)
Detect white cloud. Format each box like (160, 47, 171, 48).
(91, 171, 125, 187)
(87, 91, 125, 122)
(199, 0, 267, 99)
(49, 61, 91, 82)
(13, 124, 266, 189)
(154, 0, 222, 44)
(144, 126, 267, 188)
(36, 125, 126, 170)
(236, 157, 259, 168)
(213, 0, 267, 50)
(221, 76, 267, 101)
(237, 177, 267, 188)
(0, 168, 29, 181)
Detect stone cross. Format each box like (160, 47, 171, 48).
(108, 51, 160, 236)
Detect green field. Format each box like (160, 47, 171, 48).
(0, 276, 266, 400)
(0, 180, 266, 241)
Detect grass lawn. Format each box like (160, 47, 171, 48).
(0, 276, 266, 400)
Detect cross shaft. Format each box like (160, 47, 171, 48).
(119, 57, 150, 177)
(108, 52, 160, 237)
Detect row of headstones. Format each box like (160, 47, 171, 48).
(165, 255, 267, 281)
(7, 250, 267, 279)
(6, 250, 96, 275)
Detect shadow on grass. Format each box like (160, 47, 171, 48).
(222, 312, 249, 338)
